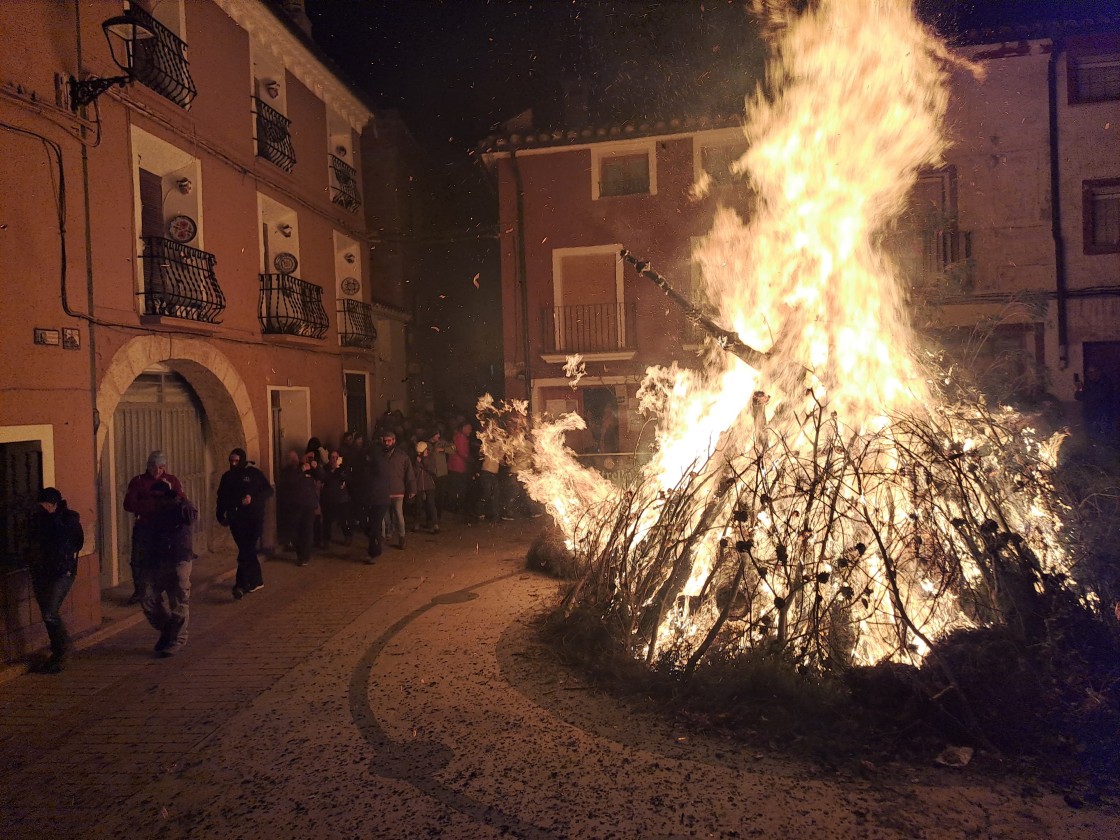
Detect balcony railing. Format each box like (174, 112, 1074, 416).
(127, 5, 196, 108)
(338, 299, 377, 348)
(254, 97, 296, 172)
(140, 236, 225, 323)
(259, 273, 328, 339)
(329, 154, 362, 213)
(542, 302, 637, 354)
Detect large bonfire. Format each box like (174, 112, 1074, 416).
(481, 0, 1092, 676)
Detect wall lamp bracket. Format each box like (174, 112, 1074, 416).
(67, 12, 155, 111)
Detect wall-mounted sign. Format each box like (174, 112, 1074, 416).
(33, 328, 60, 346)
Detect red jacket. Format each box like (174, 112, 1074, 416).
(123, 471, 185, 522)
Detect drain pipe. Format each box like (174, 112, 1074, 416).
(74, 2, 109, 581)
(1048, 39, 1069, 372)
(509, 148, 533, 412)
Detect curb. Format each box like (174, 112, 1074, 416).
(0, 565, 237, 687)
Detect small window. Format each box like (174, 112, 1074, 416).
(700, 142, 747, 186)
(1084, 179, 1120, 254)
(600, 153, 650, 197)
(1070, 52, 1120, 104)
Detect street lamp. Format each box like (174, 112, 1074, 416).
(68, 13, 156, 111)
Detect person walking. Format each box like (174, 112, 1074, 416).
(137, 480, 197, 656)
(216, 448, 273, 600)
(123, 451, 184, 604)
(429, 428, 453, 519)
(320, 450, 352, 545)
(447, 421, 473, 519)
(374, 429, 415, 549)
(412, 441, 439, 533)
(26, 487, 84, 673)
(276, 450, 318, 567)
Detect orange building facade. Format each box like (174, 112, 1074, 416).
(0, 0, 412, 660)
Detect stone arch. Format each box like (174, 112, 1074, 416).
(95, 335, 260, 465)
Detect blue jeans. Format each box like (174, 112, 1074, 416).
(32, 573, 76, 658)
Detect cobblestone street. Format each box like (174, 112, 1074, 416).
(0, 519, 1114, 839)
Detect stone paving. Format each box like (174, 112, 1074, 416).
(0, 519, 1115, 839)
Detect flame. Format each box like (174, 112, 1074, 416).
(483, 0, 1085, 671)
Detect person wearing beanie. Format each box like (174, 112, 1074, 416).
(411, 440, 439, 534)
(27, 487, 85, 673)
(123, 451, 185, 605)
(140, 480, 198, 657)
(216, 448, 274, 599)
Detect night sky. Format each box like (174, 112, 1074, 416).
(302, 0, 1119, 408)
(306, 0, 1119, 155)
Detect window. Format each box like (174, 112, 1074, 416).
(1084, 179, 1120, 254)
(592, 142, 656, 199)
(881, 167, 971, 290)
(126, 1, 195, 108)
(699, 141, 747, 186)
(0, 425, 54, 570)
(1069, 50, 1120, 104)
(686, 236, 719, 346)
(600, 153, 649, 197)
(328, 109, 361, 212)
(548, 246, 633, 354)
(131, 127, 223, 322)
(252, 46, 296, 171)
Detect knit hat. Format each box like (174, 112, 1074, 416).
(415, 441, 428, 454)
(37, 487, 63, 505)
(229, 447, 248, 465)
(147, 450, 167, 467)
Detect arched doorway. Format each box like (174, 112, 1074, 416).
(105, 366, 212, 589)
(95, 335, 261, 590)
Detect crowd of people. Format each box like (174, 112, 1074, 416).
(24, 406, 542, 671)
(275, 407, 542, 568)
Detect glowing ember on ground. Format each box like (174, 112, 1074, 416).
(480, 0, 1090, 672)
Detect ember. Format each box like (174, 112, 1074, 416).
(480, 0, 1095, 674)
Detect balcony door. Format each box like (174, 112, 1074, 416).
(553, 246, 626, 353)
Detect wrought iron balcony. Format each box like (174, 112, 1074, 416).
(329, 154, 361, 213)
(127, 5, 196, 108)
(140, 236, 225, 323)
(254, 97, 296, 172)
(259, 273, 328, 339)
(542, 302, 637, 354)
(338, 299, 377, 348)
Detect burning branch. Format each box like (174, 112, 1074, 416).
(619, 249, 770, 369)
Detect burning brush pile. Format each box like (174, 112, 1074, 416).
(480, 0, 1117, 762)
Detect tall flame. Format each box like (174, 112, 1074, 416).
(483, 0, 1081, 671)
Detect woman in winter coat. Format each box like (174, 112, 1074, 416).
(27, 487, 84, 673)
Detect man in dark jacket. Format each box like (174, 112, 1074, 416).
(139, 481, 197, 657)
(216, 448, 274, 599)
(27, 487, 84, 673)
(276, 449, 318, 567)
(374, 430, 416, 550)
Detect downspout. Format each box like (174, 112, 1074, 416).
(509, 148, 533, 412)
(1048, 39, 1069, 371)
(75, 1, 108, 581)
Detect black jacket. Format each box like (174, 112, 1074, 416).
(28, 503, 84, 578)
(216, 464, 274, 525)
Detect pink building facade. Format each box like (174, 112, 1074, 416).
(0, 0, 412, 660)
